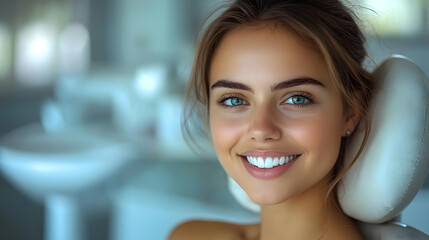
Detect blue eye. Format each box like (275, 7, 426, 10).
(285, 95, 310, 105)
(224, 98, 247, 106)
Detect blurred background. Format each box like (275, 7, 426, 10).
(0, 0, 428, 239)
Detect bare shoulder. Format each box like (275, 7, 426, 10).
(168, 220, 259, 240)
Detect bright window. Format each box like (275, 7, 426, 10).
(358, 0, 426, 36)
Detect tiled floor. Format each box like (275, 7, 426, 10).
(401, 188, 429, 235)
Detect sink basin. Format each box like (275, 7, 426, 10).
(0, 122, 136, 240)
(0, 123, 134, 199)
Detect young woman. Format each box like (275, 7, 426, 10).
(171, 0, 373, 239)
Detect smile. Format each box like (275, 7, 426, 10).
(245, 155, 299, 169)
(239, 150, 301, 180)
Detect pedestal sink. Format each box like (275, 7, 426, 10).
(0, 123, 135, 240)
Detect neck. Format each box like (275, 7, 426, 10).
(259, 177, 345, 240)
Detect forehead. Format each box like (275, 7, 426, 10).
(209, 25, 332, 88)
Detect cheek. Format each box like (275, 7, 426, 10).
(288, 108, 344, 168)
(209, 112, 245, 158)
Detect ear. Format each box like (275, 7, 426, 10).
(342, 107, 361, 137)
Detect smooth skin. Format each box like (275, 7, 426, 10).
(170, 24, 362, 240)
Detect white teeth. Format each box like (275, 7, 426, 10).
(279, 156, 285, 165)
(245, 155, 298, 169)
(273, 157, 279, 167)
(265, 157, 273, 168)
(257, 157, 265, 168)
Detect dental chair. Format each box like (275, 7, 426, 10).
(228, 55, 429, 240)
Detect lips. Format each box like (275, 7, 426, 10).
(239, 150, 301, 180)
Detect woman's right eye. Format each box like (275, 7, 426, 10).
(220, 97, 248, 107)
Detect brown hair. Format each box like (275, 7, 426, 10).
(182, 0, 373, 200)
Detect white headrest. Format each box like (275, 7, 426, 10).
(338, 55, 429, 223)
(228, 55, 429, 223)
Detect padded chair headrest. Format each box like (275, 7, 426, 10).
(228, 55, 429, 223)
(338, 55, 429, 223)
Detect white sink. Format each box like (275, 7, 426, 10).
(0, 123, 135, 240)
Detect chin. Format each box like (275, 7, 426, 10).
(245, 184, 296, 206)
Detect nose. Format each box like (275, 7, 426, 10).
(248, 105, 282, 142)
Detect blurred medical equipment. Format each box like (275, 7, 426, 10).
(0, 59, 203, 240)
(58, 23, 91, 76)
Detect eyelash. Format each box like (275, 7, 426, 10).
(216, 93, 248, 109)
(216, 92, 315, 109)
(282, 92, 315, 108)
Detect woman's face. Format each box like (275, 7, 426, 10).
(209, 25, 356, 205)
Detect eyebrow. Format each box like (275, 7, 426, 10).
(210, 77, 325, 92)
(272, 77, 326, 91)
(210, 80, 254, 92)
